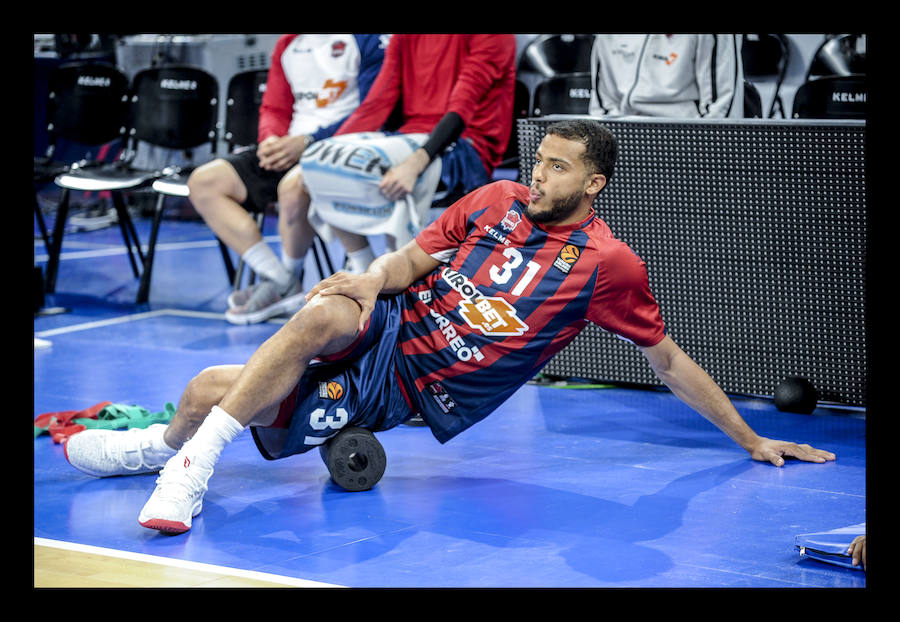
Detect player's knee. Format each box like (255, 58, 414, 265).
(187, 160, 236, 208)
(276, 165, 304, 201)
(181, 365, 237, 422)
(186, 161, 217, 197)
(285, 293, 361, 351)
(276, 167, 309, 218)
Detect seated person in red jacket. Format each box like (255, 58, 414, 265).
(231, 35, 518, 326)
(186, 34, 388, 325)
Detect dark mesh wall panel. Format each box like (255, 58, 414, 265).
(518, 117, 866, 407)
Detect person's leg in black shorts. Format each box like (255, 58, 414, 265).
(187, 150, 314, 323)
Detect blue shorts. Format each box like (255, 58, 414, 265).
(250, 295, 416, 460)
(434, 135, 490, 204)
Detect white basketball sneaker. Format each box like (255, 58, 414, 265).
(63, 424, 175, 477)
(138, 450, 214, 535)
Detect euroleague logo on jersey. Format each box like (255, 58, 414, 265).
(318, 381, 344, 400)
(553, 244, 581, 274)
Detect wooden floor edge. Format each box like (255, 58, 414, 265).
(34, 538, 344, 588)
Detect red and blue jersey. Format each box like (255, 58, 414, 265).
(394, 180, 666, 443)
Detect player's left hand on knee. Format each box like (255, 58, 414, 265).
(307, 272, 382, 332)
(750, 437, 836, 466)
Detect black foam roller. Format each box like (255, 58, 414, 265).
(319, 426, 386, 492)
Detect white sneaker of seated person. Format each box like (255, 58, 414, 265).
(228, 268, 306, 310)
(227, 281, 265, 309)
(225, 279, 306, 325)
(64, 424, 176, 477)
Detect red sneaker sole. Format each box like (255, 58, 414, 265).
(139, 518, 191, 535)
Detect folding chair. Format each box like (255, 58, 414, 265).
(743, 80, 763, 118)
(741, 34, 790, 118)
(36, 61, 130, 288)
(497, 79, 532, 170)
(532, 73, 592, 117)
(148, 69, 264, 293)
(53, 65, 219, 303)
(805, 34, 866, 82)
(791, 75, 866, 120)
(518, 34, 594, 78)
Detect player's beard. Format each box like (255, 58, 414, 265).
(525, 187, 583, 224)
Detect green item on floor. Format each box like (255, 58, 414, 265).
(34, 401, 176, 443)
(74, 402, 176, 430)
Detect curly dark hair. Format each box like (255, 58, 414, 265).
(545, 119, 618, 185)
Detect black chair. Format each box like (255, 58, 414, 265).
(150, 69, 265, 291)
(741, 34, 789, 118)
(216, 69, 270, 288)
(52, 65, 219, 303)
(518, 34, 594, 77)
(805, 34, 866, 82)
(516, 34, 594, 129)
(498, 79, 532, 170)
(743, 80, 763, 118)
(151, 68, 334, 295)
(532, 73, 592, 117)
(791, 75, 866, 120)
(36, 61, 130, 270)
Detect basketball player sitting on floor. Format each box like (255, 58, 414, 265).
(64, 120, 836, 535)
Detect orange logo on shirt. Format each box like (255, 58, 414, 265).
(459, 296, 528, 337)
(317, 79, 347, 107)
(554, 243, 582, 274)
(327, 381, 344, 400)
(559, 244, 580, 264)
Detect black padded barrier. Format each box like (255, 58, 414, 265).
(518, 116, 866, 407)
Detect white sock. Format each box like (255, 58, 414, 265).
(242, 241, 294, 291)
(147, 423, 178, 457)
(180, 406, 245, 466)
(346, 245, 375, 274)
(281, 250, 306, 280)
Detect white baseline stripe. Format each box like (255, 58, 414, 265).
(35, 308, 223, 338)
(35, 309, 175, 337)
(35, 537, 344, 588)
(34, 235, 282, 262)
(34, 308, 284, 339)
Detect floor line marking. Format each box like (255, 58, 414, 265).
(34, 537, 344, 588)
(34, 235, 282, 262)
(35, 308, 285, 339)
(35, 309, 175, 338)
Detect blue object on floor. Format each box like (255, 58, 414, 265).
(795, 523, 866, 570)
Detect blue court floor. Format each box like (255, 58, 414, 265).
(33, 196, 867, 588)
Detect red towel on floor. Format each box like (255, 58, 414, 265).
(34, 402, 112, 443)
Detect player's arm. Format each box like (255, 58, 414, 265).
(306, 240, 440, 331)
(379, 112, 465, 201)
(639, 335, 836, 466)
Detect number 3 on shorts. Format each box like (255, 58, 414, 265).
(309, 407, 349, 432)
